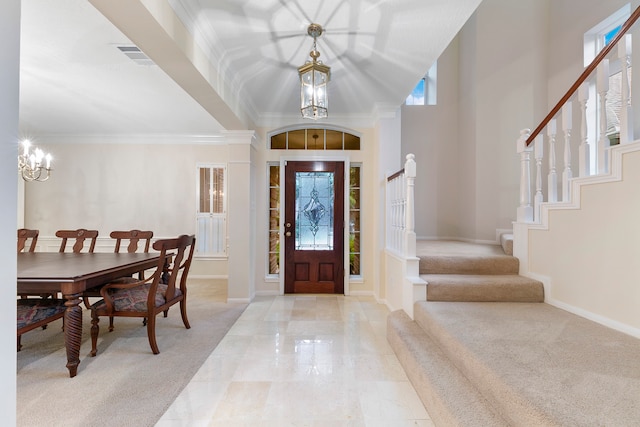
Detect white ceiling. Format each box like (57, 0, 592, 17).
(18, 0, 483, 137)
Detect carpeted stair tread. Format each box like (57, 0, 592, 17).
(414, 301, 640, 426)
(422, 274, 544, 302)
(387, 310, 507, 426)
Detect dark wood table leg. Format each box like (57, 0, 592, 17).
(63, 293, 83, 377)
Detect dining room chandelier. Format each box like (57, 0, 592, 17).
(18, 139, 52, 182)
(298, 23, 331, 119)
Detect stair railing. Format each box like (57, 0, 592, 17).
(386, 153, 416, 257)
(384, 153, 424, 319)
(517, 6, 640, 223)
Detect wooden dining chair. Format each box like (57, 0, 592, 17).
(110, 230, 153, 254)
(56, 228, 99, 253)
(17, 298, 66, 351)
(17, 228, 56, 301)
(89, 234, 195, 356)
(17, 228, 39, 253)
(82, 229, 154, 313)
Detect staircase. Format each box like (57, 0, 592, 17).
(418, 238, 543, 303)
(387, 239, 640, 426)
(383, 7, 640, 426)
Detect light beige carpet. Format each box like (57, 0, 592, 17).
(17, 279, 246, 427)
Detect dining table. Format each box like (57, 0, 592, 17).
(17, 252, 168, 377)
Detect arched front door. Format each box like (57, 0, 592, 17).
(284, 160, 344, 294)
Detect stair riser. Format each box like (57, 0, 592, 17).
(426, 283, 544, 302)
(419, 257, 519, 275)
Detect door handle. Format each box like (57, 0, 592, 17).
(285, 231, 292, 237)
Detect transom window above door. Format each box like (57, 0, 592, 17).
(270, 128, 360, 150)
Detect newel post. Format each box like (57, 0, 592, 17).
(403, 154, 416, 257)
(517, 129, 533, 223)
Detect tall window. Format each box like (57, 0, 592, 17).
(196, 165, 226, 256)
(584, 5, 631, 154)
(267, 164, 280, 275)
(405, 61, 437, 106)
(583, 5, 629, 65)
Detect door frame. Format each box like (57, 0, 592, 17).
(278, 154, 351, 296)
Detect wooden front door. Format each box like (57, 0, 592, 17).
(284, 161, 344, 294)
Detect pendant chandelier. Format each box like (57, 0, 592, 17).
(18, 139, 52, 182)
(298, 23, 330, 119)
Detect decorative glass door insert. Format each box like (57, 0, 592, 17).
(295, 172, 334, 250)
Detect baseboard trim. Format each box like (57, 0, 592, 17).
(347, 290, 375, 297)
(546, 297, 640, 339)
(416, 236, 501, 246)
(188, 274, 228, 280)
(227, 297, 252, 304)
(255, 290, 280, 296)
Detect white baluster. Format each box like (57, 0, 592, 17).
(597, 59, 610, 174)
(517, 129, 533, 222)
(562, 103, 573, 202)
(578, 83, 590, 177)
(534, 134, 544, 223)
(547, 119, 558, 203)
(619, 35, 633, 144)
(404, 154, 416, 257)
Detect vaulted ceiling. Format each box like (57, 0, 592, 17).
(18, 0, 483, 137)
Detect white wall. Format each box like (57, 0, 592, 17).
(23, 139, 230, 277)
(1, 1, 19, 424)
(401, 36, 460, 239)
(403, 0, 549, 242)
(528, 146, 640, 335)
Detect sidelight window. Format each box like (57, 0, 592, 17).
(268, 164, 280, 275)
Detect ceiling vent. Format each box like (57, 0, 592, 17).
(116, 45, 155, 66)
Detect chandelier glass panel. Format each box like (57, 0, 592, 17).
(298, 23, 330, 119)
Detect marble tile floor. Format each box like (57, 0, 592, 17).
(156, 295, 435, 426)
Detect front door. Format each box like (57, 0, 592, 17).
(284, 161, 344, 294)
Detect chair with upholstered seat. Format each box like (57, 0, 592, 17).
(83, 229, 154, 314)
(17, 298, 66, 351)
(56, 228, 99, 253)
(17, 228, 39, 253)
(89, 234, 195, 356)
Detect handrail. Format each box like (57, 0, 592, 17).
(387, 168, 405, 182)
(526, 5, 640, 146)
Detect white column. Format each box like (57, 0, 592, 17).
(223, 130, 256, 302)
(375, 104, 402, 299)
(597, 59, 610, 174)
(0, 1, 19, 423)
(619, 35, 633, 144)
(517, 129, 533, 222)
(562, 103, 573, 202)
